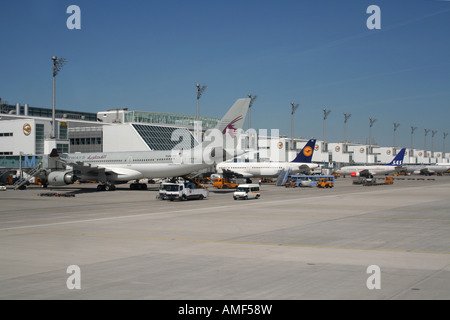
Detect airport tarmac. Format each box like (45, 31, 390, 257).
(1, 176, 450, 300)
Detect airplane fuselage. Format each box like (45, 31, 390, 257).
(63, 149, 212, 181)
(216, 162, 319, 178)
(336, 165, 397, 176)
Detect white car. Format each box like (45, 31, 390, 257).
(0, 184, 6, 191)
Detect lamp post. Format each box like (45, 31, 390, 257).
(196, 83, 207, 122)
(344, 113, 351, 143)
(51, 56, 67, 139)
(323, 108, 331, 143)
(431, 130, 438, 155)
(248, 94, 257, 130)
(290, 102, 299, 148)
(424, 129, 430, 151)
(369, 117, 376, 148)
(393, 122, 400, 147)
(444, 132, 448, 157)
(411, 126, 417, 149)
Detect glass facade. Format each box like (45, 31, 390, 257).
(132, 124, 197, 151)
(35, 124, 45, 155)
(124, 111, 219, 129)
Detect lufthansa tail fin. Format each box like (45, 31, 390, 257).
(291, 139, 316, 163)
(387, 148, 406, 166)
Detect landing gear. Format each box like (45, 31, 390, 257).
(96, 183, 116, 191)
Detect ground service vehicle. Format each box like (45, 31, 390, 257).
(213, 178, 238, 189)
(233, 184, 260, 200)
(384, 176, 394, 184)
(159, 182, 208, 201)
(286, 175, 335, 188)
(316, 177, 334, 188)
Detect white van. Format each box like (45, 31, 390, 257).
(233, 184, 260, 200)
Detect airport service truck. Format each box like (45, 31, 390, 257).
(159, 182, 209, 201)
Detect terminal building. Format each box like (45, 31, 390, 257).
(1, 100, 449, 180)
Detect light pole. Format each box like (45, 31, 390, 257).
(51, 56, 67, 139)
(431, 130, 438, 155)
(196, 83, 207, 121)
(323, 108, 331, 143)
(411, 126, 417, 149)
(424, 128, 430, 151)
(369, 117, 376, 148)
(393, 122, 400, 147)
(290, 102, 299, 148)
(344, 113, 351, 143)
(248, 94, 257, 130)
(444, 132, 449, 156)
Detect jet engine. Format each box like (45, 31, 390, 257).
(48, 171, 75, 186)
(350, 172, 360, 177)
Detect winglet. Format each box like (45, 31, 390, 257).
(387, 148, 406, 166)
(291, 139, 317, 163)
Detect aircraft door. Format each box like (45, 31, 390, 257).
(127, 156, 133, 166)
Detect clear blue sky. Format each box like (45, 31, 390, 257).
(1, 0, 449, 150)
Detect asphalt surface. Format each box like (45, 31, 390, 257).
(1, 176, 450, 300)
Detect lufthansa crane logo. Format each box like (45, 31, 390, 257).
(23, 123, 32, 136)
(303, 146, 313, 157)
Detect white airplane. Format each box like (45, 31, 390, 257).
(401, 163, 450, 176)
(46, 98, 250, 191)
(214, 139, 319, 179)
(336, 148, 406, 178)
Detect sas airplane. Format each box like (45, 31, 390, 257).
(46, 98, 250, 191)
(400, 163, 450, 176)
(214, 139, 319, 179)
(336, 148, 406, 178)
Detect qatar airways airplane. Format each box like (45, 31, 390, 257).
(46, 98, 250, 191)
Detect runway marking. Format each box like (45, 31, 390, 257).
(2, 229, 450, 255)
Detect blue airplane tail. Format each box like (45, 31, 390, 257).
(387, 148, 406, 166)
(291, 139, 316, 163)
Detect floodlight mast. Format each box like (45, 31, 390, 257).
(393, 122, 400, 147)
(196, 83, 207, 121)
(344, 113, 351, 143)
(431, 130, 438, 154)
(248, 94, 257, 130)
(369, 117, 377, 148)
(51, 56, 67, 139)
(444, 132, 449, 156)
(424, 129, 430, 150)
(410, 126, 418, 149)
(323, 108, 331, 143)
(290, 102, 299, 146)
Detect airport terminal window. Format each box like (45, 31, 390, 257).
(35, 124, 45, 155)
(132, 124, 197, 151)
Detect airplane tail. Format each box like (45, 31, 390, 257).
(209, 98, 250, 138)
(188, 98, 250, 163)
(387, 148, 406, 166)
(291, 139, 316, 163)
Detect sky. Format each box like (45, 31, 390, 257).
(1, 0, 449, 150)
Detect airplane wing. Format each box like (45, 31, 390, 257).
(222, 169, 253, 179)
(358, 169, 372, 178)
(297, 164, 314, 174)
